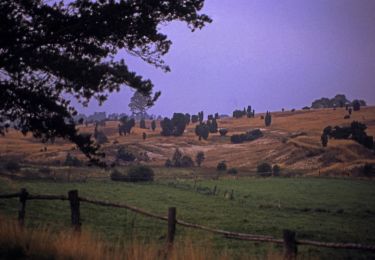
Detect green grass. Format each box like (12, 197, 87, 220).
(1, 176, 375, 259)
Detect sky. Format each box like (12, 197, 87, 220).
(76, 0, 375, 117)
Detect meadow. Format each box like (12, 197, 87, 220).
(1, 175, 375, 259)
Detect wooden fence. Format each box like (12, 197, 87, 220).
(1, 188, 375, 259)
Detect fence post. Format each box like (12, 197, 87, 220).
(18, 188, 28, 227)
(68, 190, 81, 232)
(167, 207, 176, 248)
(283, 229, 297, 259)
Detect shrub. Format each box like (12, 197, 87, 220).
(321, 134, 328, 147)
(64, 153, 82, 167)
(196, 151, 205, 167)
(230, 129, 263, 144)
(116, 147, 135, 162)
(216, 161, 227, 171)
(272, 165, 281, 176)
(219, 128, 228, 136)
(227, 168, 238, 175)
(180, 155, 195, 167)
(165, 159, 173, 168)
(142, 132, 147, 140)
(110, 169, 123, 181)
(5, 161, 20, 172)
(191, 115, 199, 123)
(127, 165, 154, 182)
(111, 166, 154, 182)
(257, 162, 272, 175)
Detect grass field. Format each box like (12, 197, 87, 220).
(1, 176, 375, 259)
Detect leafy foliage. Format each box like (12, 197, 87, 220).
(0, 0, 211, 163)
(118, 116, 135, 136)
(195, 123, 209, 140)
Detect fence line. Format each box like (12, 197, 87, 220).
(1, 189, 375, 258)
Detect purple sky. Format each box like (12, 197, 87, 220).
(76, 0, 375, 117)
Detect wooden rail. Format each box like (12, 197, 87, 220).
(1, 188, 375, 259)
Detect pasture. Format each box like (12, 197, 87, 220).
(1, 175, 375, 259)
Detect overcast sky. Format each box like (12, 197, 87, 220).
(76, 0, 375, 117)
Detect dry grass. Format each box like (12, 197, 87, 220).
(1, 107, 374, 175)
(0, 215, 285, 260)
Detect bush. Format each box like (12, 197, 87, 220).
(111, 166, 154, 182)
(195, 123, 209, 140)
(230, 129, 263, 144)
(64, 153, 82, 167)
(219, 128, 228, 136)
(257, 162, 272, 176)
(227, 168, 238, 175)
(196, 151, 205, 167)
(272, 165, 281, 176)
(5, 161, 20, 172)
(127, 165, 154, 182)
(165, 159, 173, 168)
(116, 147, 136, 162)
(180, 155, 195, 167)
(217, 161, 227, 171)
(139, 118, 146, 129)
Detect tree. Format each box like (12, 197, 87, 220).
(196, 151, 205, 167)
(160, 113, 188, 136)
(216, 161, 227, 171)
(129, 91, 151, 119)
(352, 100, 361, 111)
(265, 111, 272, 127)
(118, 116, 135, 136)
(140, 118, 146, 129)
(142, 132, 147, 140)
(0, 0, 211, 164)
(151, 120, 156, 131)
(195, 123, 209, 140)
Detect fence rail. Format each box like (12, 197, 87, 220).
(1, 189, 375, 258)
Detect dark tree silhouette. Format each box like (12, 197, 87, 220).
(129, 91, 151, 119)
(0, 0, 211, 164)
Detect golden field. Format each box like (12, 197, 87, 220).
(1, 107, 374, 176)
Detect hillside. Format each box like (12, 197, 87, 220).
(1, 107, 374, 176)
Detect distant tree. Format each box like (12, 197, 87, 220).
(191, 115, 199, 123)
(129, 91, 151, 119)
(185, 113, 191, 125)
(140, 118, 146, 129)
(246, 105, 253, 118)
(181, 155, 195, 167)
(348, 108, 352, 115)
(196, 151, 205, 167)
(265, 111, 272, 127)
(198, 111, 204, 123)
(118, 116, 135, 136)
(208, 118, 218, 133)
(352, 100, 361, 111)
(94, 123, 108, 145)
(195, 123, 209, 140)
(151, 120, 157, 131)
(165, 159, 173, 168)
(142, 132, 147, 140)
(214, 113, 219, 119)
(208, 114, 214, 120)
(227, 168, 238, 175)
(160, 113, 188, 136)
